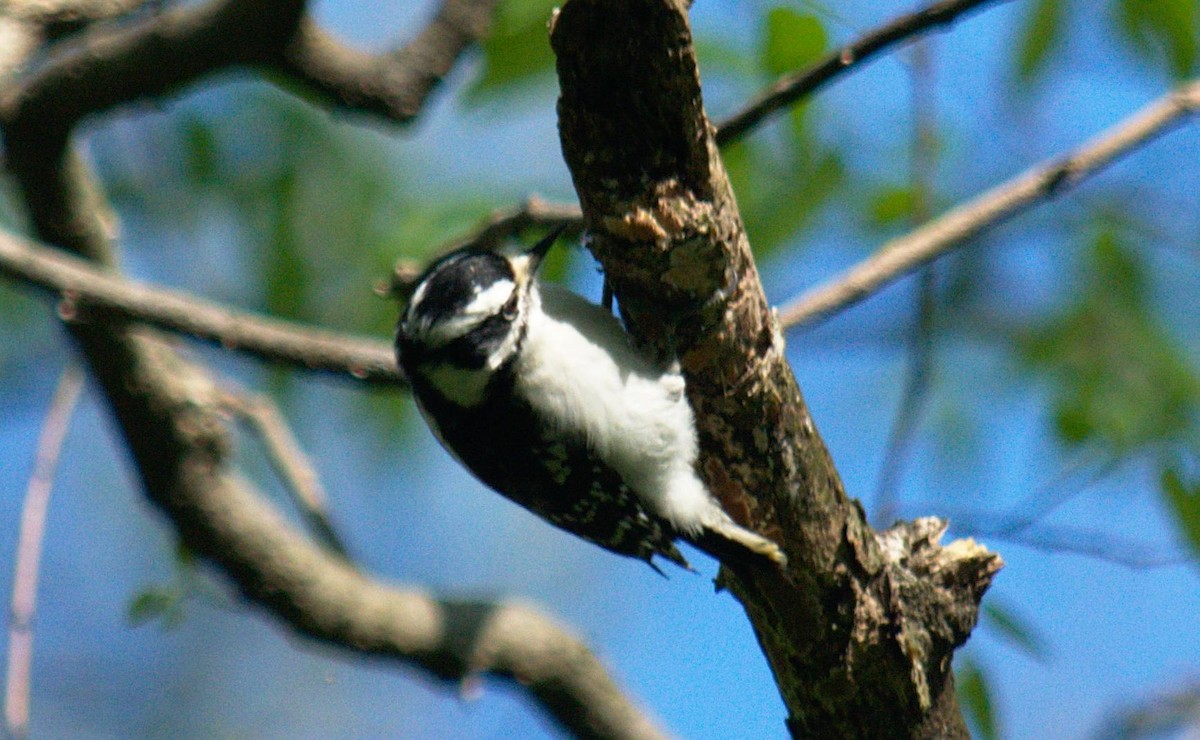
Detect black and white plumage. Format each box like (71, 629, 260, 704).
(395, 230, 786, 572)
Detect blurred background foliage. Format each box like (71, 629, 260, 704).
(1, 0, 1198, 737)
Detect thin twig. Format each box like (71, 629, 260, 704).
(950, 519, 1191, 570)
(386, 0, 1012, 292)
(777, 78, 1200, 330)
(0, 228, 404, 385)
(437, 197, 585, 254)
(938, 454, 1185, 570)
(389, 197, 584, 296)
(1098, 682, 1200, 739)
(715, 0, 1013, 146)
(874, 270, 935, 526)
(990, 456, 1122, 536)
(873, 37, 939, 527)
(5, 362, 85, 740)
(220, 390, 351, 559)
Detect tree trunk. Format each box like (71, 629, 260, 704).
(550, 1, 1002, 735)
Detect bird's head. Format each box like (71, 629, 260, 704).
(396, 228, 560, 404)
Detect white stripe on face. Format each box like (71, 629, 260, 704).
(414, 278, 515, 347)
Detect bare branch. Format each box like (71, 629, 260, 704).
(388, 197, 585, 295)
(715, 0, 1014, 146)
(0, 0, 307, 152)
(220, 389, 352, 558)
(0, 228, 403, 385)
(0, 16, 42, 81)
(1, 1, 661, 732)
(777, 78, 1200, 330)
(0, 1, 151, 78)
(278, 0, 500, 123)
(94, 334, 668, 739)
(4, 0, 148, 25)
(873, 40, 939, 527)
(0, 0, 499, 151)
(435, 197, 585, 254)
(1098, 682, 1200, 738)
(1, 0, 500, 145)
(949, 519, 1191, 570)
(5, 362, 85, 740)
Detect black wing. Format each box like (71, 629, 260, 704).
(410, 373, 689, 569)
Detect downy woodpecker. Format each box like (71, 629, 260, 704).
(395, 230, 785, 571)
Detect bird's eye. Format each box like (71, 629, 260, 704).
(501, 293, 519, 320)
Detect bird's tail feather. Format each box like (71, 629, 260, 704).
(690, 511, 787, 571)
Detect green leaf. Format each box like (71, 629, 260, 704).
(868, 186, 916, 228)
(695, 35, 760, 77)
(983, 601, 1051, 662)
(739, 146, 844, 258)
(180, 115, 219, 186)
(127, 587, 184, 628)
(957, 657, 999, 740)
(1116, 0, 1199, 78)
(761, 8, 828, 77)
(787, 100, 811, 143)
(723, 138, 755, 208)
(263, 167, 307, 322)
(1016, 0, 1064, 82)
(1019, 229, 1200, 452)
(469, 0, 559, 98)
(1161, 467, 1200, 559)
(174, 540, 198, 568)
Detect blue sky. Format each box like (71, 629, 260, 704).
(1, 1, 1198, 738)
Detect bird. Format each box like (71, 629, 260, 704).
(395, 228, 786, 572)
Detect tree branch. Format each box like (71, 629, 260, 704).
(1, 1, 664, 736)
(551, 1, 1000, 734)
(5, 363, 85, 740)
(3, 0, 149, 27)
(714, 0, 1014, 146)
(948, 518, 1191, 569)
(389, 197, 584, 296)
(777, 78, 1200, 330)
(278, 0, 499, 123)
(0, 0, 307, 150)
(76, 327, 667, 740)
(0, 0, 150, 86)
(0, 0, 497, 148)
(219, 389, 352, 558)
(0, 228, 403, 385)
(387, 0, 1020, 291)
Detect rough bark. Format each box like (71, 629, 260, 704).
(550, 1, 1002, 735)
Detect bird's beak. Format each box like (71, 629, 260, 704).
(516, 225, 567, 282)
